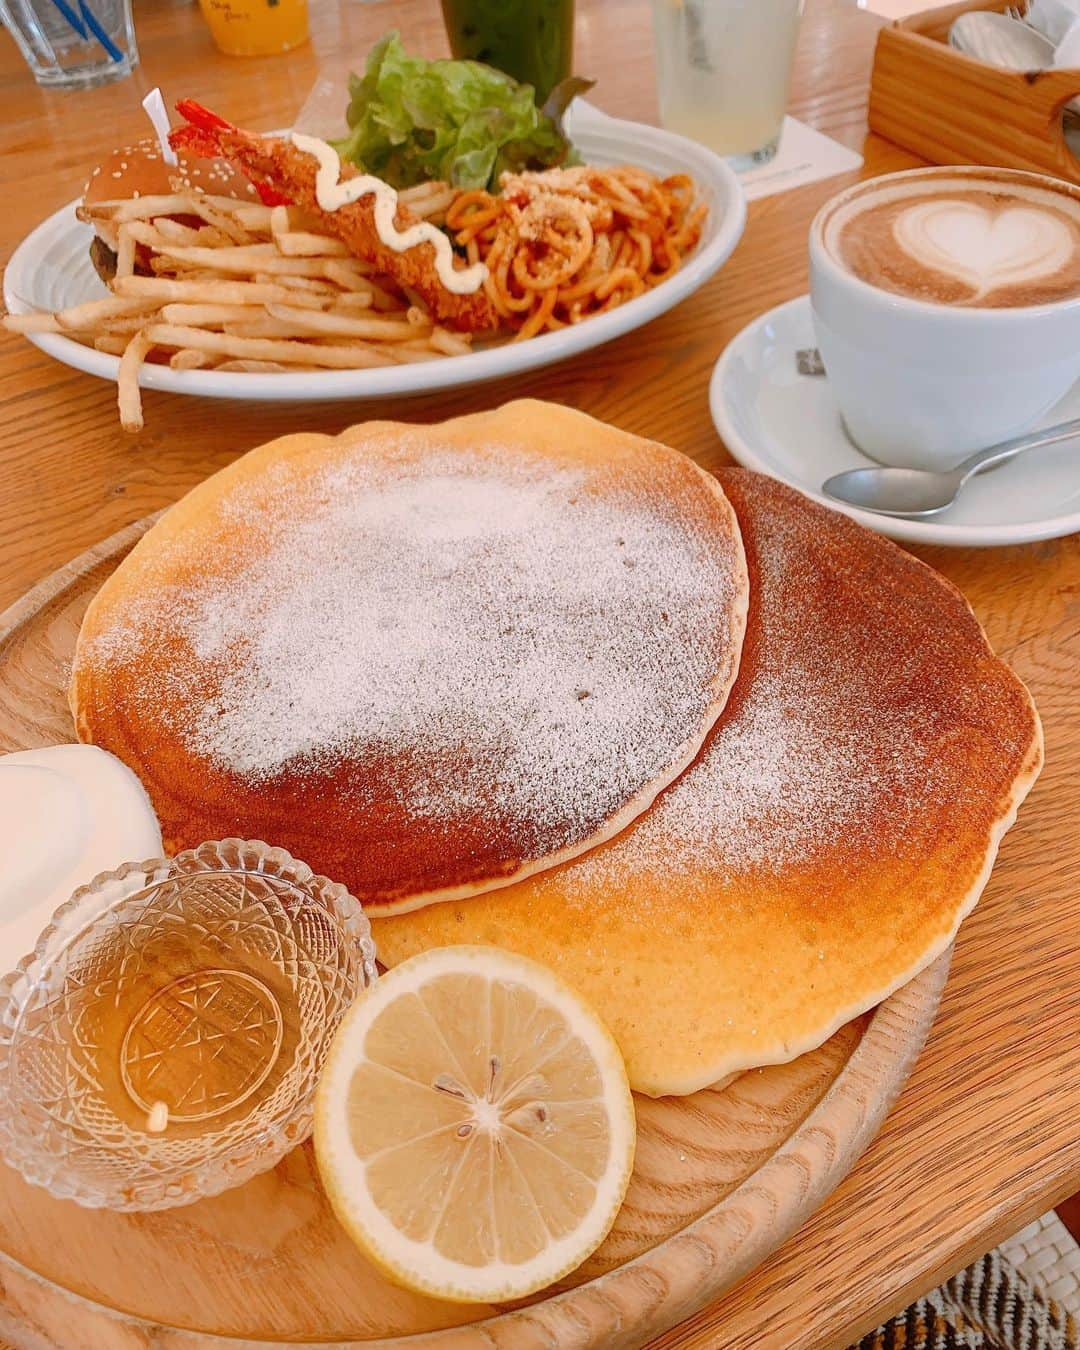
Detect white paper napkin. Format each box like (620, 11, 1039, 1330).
(739, 117, 864, 201)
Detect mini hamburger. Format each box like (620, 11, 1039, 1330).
(79, 136, 256, 283)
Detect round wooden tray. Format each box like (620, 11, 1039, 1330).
(0, 519, 949, 1350)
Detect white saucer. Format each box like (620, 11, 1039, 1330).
(710, 295, 1080, 547)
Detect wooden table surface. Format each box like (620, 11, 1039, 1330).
(1, 1, 1077, 1347)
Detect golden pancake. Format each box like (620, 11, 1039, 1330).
(373, 469, 1043, 1096)
(70, 402, 748, 914)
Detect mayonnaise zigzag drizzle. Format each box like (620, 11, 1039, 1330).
(290, 132, 488, 296)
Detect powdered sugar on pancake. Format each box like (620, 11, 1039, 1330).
(627, 668, 879, 872)
(556, 504, 936, 894)
(83, 437, 744, 851)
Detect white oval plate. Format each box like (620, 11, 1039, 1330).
(3, 104, 745, 404)
(711, 295, 1080, 548)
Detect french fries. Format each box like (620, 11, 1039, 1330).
(222, 318, 321, 340)
(184, 194, 252, 244)
(429, 327, 472, 356)
(169, 348, 213, 370)
(272, 231, 352, 259)
(262, 305, 429, 341)
(230, 203, 276, 232)
(398, 181, 456, 222)
(143, 324, 400, 368)
(332, 292, 376, 312)
(2, 184, 473, 431)
(216, 358, 289, 372)
(3, 312, 61, 334)
(94, 335, 130, 355)
(116, 225, 137, 281)
(160, 302, 271, 326)
(130, 218, 194, 247)
(113, 276, 327, 308)
(118, 331, 154, 432)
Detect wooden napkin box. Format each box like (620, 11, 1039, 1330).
(868, 0, 1080, 184)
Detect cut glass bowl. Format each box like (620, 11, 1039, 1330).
(0, 839, 376, 1211)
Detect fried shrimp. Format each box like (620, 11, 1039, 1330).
(171, 102, 497, 333)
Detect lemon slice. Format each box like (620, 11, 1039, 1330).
(314, 944, 636, 1303)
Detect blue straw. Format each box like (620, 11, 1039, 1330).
(76, 0, 125, 61)
(46, 0, 89, 41)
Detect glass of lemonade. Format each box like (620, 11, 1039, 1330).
(652, 0, 805, 169)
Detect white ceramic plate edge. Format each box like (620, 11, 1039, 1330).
(710, 295, 1080, 548)
(3, 103, 747, 403)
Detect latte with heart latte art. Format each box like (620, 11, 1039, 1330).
(820, 168, 1080, 308)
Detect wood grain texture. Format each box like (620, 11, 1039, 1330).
(0, 517, 945, 1347)
(869, 0, 1080, 181)
(0, 1, 1077, 1347)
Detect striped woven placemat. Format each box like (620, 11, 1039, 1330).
(856, 1213, 1080, 1350)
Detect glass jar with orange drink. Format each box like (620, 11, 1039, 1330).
(197, 0, 309, 57)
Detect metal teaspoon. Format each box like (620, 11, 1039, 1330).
(822, 416, 1080, 519)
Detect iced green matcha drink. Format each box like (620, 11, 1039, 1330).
(440, 0, 574, 103)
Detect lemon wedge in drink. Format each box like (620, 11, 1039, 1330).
(314, 945, 636, 1303)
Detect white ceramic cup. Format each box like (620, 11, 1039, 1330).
(809, 166, 1080, 471)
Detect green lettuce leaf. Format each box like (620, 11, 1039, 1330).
(333, 32, 583, 192)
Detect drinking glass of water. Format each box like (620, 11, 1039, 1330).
(651, 0, 804, 169)
(0, 0, 138, 89)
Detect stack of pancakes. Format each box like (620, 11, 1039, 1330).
(71, 401, 1042, 1097)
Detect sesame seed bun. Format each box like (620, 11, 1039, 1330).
(83, 136, 255, 207)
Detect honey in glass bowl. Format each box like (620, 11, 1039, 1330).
(0, 839, 375, 1211)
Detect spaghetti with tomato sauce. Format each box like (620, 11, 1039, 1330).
(447, 165, 707, 340)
